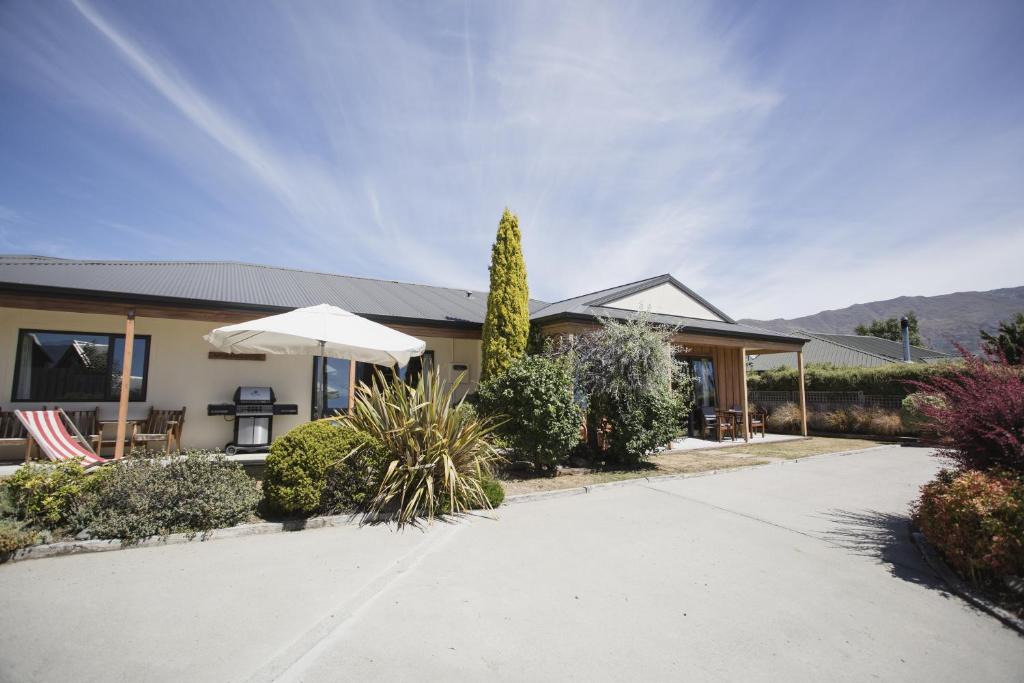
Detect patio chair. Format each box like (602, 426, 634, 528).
(132, 407, 186, 454)
(749, 409, 767, 438)
(14, 409, 107, 467)
(1, 411, 29, 451)
(700, 406, 735, 441)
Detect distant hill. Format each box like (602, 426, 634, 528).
(740, 286, 1024, 354)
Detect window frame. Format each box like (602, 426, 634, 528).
(10, 328, 152, 403)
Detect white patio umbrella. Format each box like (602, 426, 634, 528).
(204, 304, 425, 418)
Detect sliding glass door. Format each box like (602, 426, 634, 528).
(681, 356, 716, 436)
(311, 351, 435, 419)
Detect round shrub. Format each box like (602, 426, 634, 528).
(76, 452, 259, 543)
(477, 355, 582, 469)
(264, 419, 389, 516)
(2, 460, 89, 529)
(480, 476, 505, 508)
(0, 519, 38, 555)
(913, 469, 1024, 583)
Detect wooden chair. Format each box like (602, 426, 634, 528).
(132, 407, 186, 454)
(700, 406, 735, 441)
(749, 408, 767, 438)
(0, 411, 29, 454)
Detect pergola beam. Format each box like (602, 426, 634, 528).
(797, 350, 808, 437)
(113, 309, 136, 460)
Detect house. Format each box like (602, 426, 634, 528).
(748, 331, 951, 372)
(0, 257, 808, 454)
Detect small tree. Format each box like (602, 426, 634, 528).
(480, 208, 530, 381)
(855, 311, 922, 346)
(981, 312, 1024, 365)
(477, 355, 581, 470)
(556, 315, 695, 465)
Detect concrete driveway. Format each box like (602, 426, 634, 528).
(1, 446, 1021, 682)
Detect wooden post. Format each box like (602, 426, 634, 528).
(797, 349, 808, 437)
(114, 310, 136, 460)
(740, 347, 750, 442)
(347, 359, 356, 415)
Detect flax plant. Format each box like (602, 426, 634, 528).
(341, 368, 504, 524)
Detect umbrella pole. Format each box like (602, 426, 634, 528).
(318, 340, 327, 419)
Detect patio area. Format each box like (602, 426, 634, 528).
(668, 432, 803, 451)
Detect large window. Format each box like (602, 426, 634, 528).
(12, 330, 150, 402)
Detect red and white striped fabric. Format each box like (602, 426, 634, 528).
(14, 410, 105, 466)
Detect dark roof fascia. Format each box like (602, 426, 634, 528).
(0, 283, 484, 331)
(533, 311, 807, 345)
(586, 274, 736, 324)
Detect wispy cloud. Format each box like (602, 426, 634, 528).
(0, 1, 1021, 317)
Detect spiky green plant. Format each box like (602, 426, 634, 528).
(340, 368, 504, 524)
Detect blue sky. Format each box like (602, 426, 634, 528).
(1, 1, 1022, 319)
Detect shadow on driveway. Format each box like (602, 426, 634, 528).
(821, 509, 951, 594)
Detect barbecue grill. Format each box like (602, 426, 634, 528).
(207, 386, 298, 455)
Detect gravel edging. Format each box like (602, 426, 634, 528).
(911, 531, 1024, 635)
(504, 444, 893, 505)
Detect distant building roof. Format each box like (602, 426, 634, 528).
(748, 331, 952, 371)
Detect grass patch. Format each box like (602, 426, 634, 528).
(688, 436, 882, 460)
(501, 437, 883, 496)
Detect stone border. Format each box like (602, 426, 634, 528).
(2, 444, 895, 565)
(911, 531, 1024, 635)
(3, 513, 365, 564)
(505, 444, 893, 505)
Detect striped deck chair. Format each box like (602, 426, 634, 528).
(14, 409, 107, 467)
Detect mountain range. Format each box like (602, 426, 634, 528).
(740, 286, 1024, 354)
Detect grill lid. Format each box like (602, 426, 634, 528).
(234, 386, 275, 403)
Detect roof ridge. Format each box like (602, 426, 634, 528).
(537, 273, 669, 307)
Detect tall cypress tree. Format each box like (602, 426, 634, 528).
(481, 208, 530, 381)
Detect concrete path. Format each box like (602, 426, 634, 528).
(1, 446, 1021, 682)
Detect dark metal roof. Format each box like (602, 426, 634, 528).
(749, 331, 951, 371)
(529, 274, 806, 345)
(0, 257, 804, 344)
(0, 257, 545, 326)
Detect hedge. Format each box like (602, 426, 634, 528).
(748, 362, 964, 397)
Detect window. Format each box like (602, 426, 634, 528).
(12, 330, 150, 402)
(401, 350, 434, 387)
(311, 357, 352, 419)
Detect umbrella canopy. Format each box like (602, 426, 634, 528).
(204, 303, 426, 367)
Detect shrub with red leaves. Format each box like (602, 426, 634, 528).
(910, 349, 1024, 474)
(912, 469, 1024, 583)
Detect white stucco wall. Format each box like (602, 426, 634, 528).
(0, 307, 481, 455)
(604, 282, 723, 321)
